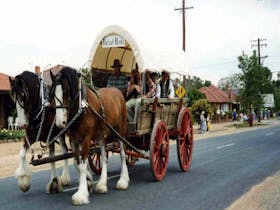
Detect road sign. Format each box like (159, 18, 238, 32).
(176, 85, 186, 99)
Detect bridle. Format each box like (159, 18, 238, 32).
(51, 71, 83, 115)
(14, 75, 45, 124)
(51, 76, 69, 110)
(12, 73, 54, 149)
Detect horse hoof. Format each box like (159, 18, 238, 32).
(18, 180, 30, 192)
(95, 183, 108, 194)
(72, 191, 89, 205)
(46, 178, 63, 194)
(60, 174, 71, 186)
(116, 178, 129, 190)
(16, 174, 31, 192)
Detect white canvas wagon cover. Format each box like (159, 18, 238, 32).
(89, 25, 189, 74)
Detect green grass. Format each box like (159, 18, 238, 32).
(227, 122, 269, 129)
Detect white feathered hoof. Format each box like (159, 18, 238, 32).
(46, 178, 63, 194)
(60, 174, 71, 186)
(95, 182, 108, 194)
(17, 175, 31, 192)
(116, 177, 129, 190)
(72, 191, 89, 205)
(16, 169, 31, 192)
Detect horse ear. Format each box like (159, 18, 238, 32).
(50, 70, 55, 81)
(9, 76, 14, 86)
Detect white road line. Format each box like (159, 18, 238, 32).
(63, 174, 121, 192)
(265, 132, 275, 136)
(216, 143, 235, 150)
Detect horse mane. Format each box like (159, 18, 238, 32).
(15, 71, 40, 110)
(61, 67, 79, 100)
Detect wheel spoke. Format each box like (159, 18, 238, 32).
(154, 143, 160, 151)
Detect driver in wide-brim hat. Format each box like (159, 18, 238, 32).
(107, 59, 127, 96)
(111, 59, 123, 68)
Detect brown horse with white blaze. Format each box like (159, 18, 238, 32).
(50, 67, 129, 205)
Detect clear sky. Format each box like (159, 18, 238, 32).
(0, 0, 279, 85)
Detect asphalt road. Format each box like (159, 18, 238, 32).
(1, 124, 280, 210)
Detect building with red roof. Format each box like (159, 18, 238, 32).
(199, 84, 240, 114)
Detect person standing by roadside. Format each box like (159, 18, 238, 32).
(206, 113, 211, 131)
(200, 111, 207, 134)
(232, 109, 237, 121)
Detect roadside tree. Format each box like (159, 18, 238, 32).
(237, 50, 272, 121)
(217, 73, 242, 90)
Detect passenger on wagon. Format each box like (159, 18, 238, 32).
(160, 69, 174, 98)
(126, 69, 156, 124)
(107, 59, 128, 96)
(150, 72, 161, 98)
(126, 68, 141, 101)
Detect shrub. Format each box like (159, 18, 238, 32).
(0, 129, 25, 141)
(191, 99, 212, 123)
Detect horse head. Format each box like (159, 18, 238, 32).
(9, 71, 41, 128)
(50, 67, 81, 128)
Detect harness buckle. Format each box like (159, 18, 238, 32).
(81, 99, 88, 108)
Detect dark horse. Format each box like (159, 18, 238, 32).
(9, 71, 71, 194)
(50, 67, 129, 205)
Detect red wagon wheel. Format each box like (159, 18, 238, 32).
(177, 107, 194, 172)
(88, 151, 102, 175)
(150, 120, 169, 181)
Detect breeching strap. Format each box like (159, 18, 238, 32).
(87, 105, 148, 158)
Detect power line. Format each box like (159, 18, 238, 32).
(192, 60, 237, 70)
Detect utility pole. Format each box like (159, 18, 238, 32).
(251, 38, 268, 123)
(175, 0, 193, 52)
(251, 38, 267, 65)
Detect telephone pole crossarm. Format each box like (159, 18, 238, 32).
(251, 38, 267, 65)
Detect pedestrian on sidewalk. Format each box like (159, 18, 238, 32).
(232, 109, 237, 121)
(206, 113, 211, 131)
(200, 111, 207, 134)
